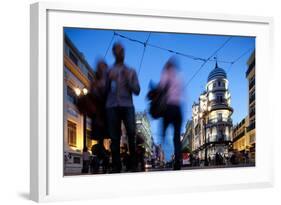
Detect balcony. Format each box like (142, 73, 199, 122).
(249, 93, 255, 105)
(211, 86, 227, 92)
(247, 123, 255, 132)
(246, 59, 255, 77)
(233, 130, 245, 141)
(209, 99, 228, 106)
(249, 79, 255, 91)
(208, 103, 233, 112)
(249, 110, 255, 118)
(198, 135, 232, 149)
(206, 118, 232, 127)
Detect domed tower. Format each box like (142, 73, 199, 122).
(203, 62, 233, 160)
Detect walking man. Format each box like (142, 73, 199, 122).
(106, 42, 140, 173)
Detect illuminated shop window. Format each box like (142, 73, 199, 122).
(68, 120, 77, 147)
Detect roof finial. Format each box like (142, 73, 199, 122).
(214, 57, 218, 68)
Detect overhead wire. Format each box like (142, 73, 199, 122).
(184, 37, 233, 88)
(104, 31, 116, 58)
(232, 47, 254, 63)
(226, 47, 254, 73)
(114, 32, 232, 64)
(138, 32, 151, 74)
(112, 32, 253, 87)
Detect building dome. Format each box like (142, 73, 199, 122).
(208, 62, 227, 82)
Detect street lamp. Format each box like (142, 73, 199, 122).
(82, 87, 88, 95)
(74, 87, 81, 96)
(200, 105, 210, 167)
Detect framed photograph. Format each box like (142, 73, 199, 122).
(30, 2, 274, 202)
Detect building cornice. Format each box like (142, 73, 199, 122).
(64, 54, 91, 88)
(65, 34, 93, 73)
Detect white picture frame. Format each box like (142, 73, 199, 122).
(30, 2, 274, 202)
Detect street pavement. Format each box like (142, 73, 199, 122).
(65, 163, 255, 176)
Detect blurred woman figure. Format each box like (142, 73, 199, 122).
(159, 57, 184, 170)
(90, 60, 109, 173)
(90, 60, 108, 141)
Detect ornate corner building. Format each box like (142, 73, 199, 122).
(191, 62, 233, 162)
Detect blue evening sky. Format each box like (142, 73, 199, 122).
(64, 28, 255, 161)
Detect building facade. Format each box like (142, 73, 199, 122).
(233, 117, 248, 152)
(232, 51, 255, 163)
(191, 62, 233, 162)
(232, 116, 254, 163)
(155, 144, 165, 167)
(246, 51, 256, 161)
(181, 120, 193, 151)
(135, 112, 154, 160)
(63, 35, 110, 174)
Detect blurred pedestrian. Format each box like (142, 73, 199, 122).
(136, 144, 145, 171)
(91, 143, 109, 174)
(120, 144, 130, 171)
(89, 60, 110, 173)
(208, 156, 211, 166)
(230, 151, 238, 165)
(82, 147, 90, 173)
(90, 60, 109, 142)
(159, 57, 184, 170)
(244, 151, 249, 164)
(106, 42, 140, 173)
(215, 153, 219, 165)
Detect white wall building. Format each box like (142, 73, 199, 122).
(63, 35, 97, 174)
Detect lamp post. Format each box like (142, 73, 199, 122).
(74, 87, 89, 150)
